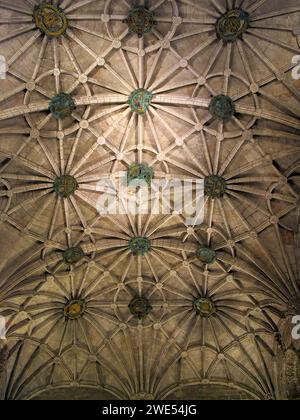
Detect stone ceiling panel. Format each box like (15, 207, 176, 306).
(0, 0, 300, 400)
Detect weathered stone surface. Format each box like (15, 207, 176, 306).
(0, 343, 8, 375)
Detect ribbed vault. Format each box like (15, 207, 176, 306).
(0, 0, 300, 400)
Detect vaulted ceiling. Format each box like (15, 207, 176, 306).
(0, 0, 300, 400)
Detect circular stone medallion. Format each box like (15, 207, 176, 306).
(216, 9, 250, 42)
(124, 7, 156, 37)
(63, 247, 84, 265)
(197, 246, 216, 264)
(204, 175, 227, 199)
(64, 300, 86, 320)
(33, 3, 68, 38)
(193, 298, 216, 318)
(129, 237, 152, 256)
(209, 95, 235, 121)
(128, 89, 153, 115)
(54, 175, 78, 198)
(127, 163, 154, 187)
(49, 92, 76, 119)
(129, 297, 152, 319)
